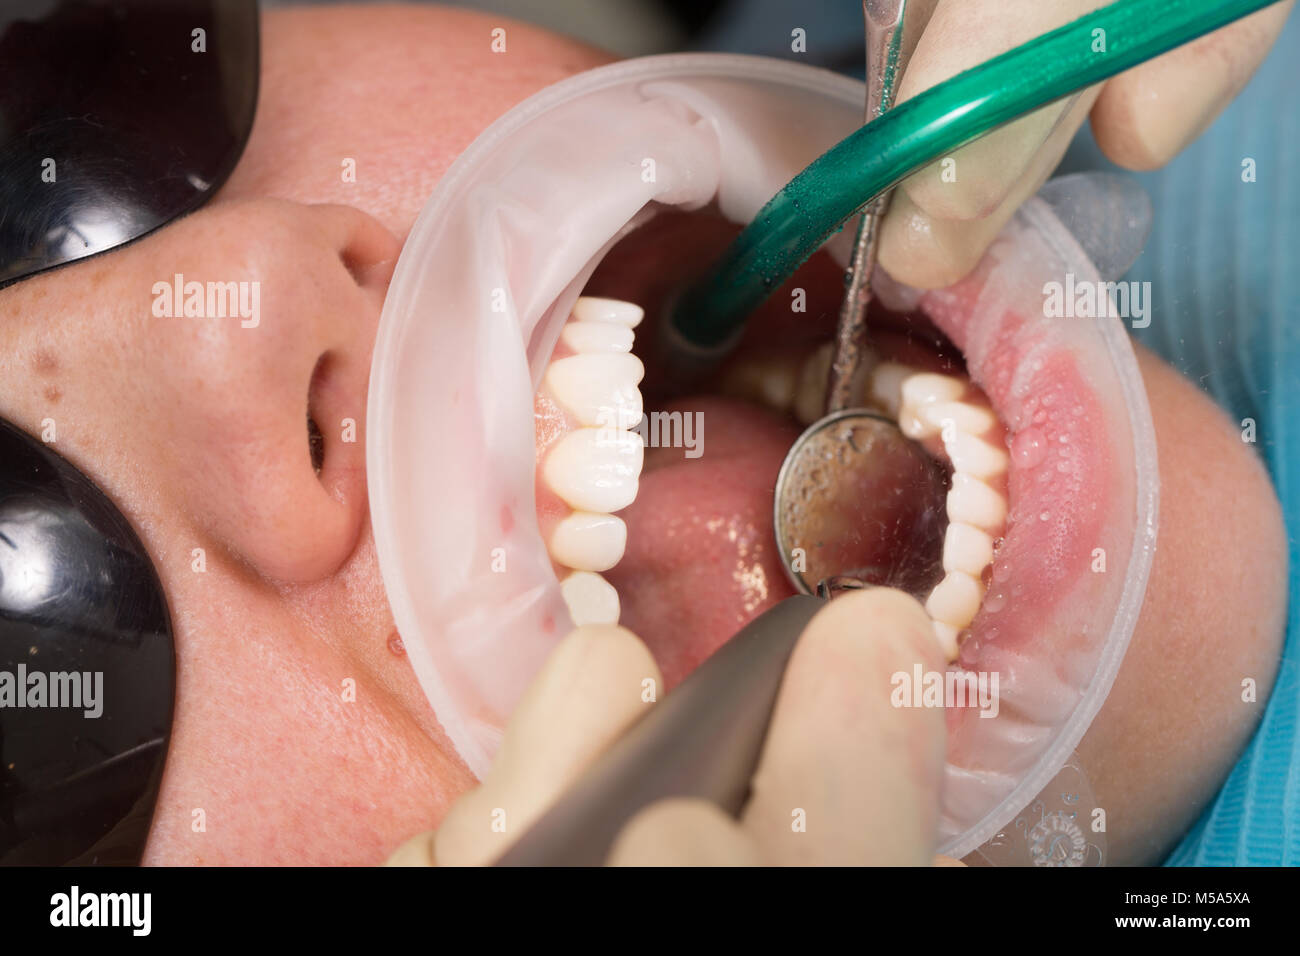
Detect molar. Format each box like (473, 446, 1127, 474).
(793, 342, 834, 425)
(874, 369, 1008, 662)
(921, 400, 997, 435)
(899, 372, 966, 439)
(718, 353, 800, 413)
(931, 621, 961, 662)
(869, 361, 914, 417)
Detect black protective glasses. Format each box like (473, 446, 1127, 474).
(0, 0, 259, 864)
(0, 0, 258, 287)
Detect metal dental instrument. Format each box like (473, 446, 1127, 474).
(774, 0, 947, 598)
(824, 0, 912, 413)
(494, 594, 825, 867)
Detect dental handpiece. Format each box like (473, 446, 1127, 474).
(493, 594, 825, 866)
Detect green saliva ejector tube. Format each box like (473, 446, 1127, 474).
(670, 0, 1285, 353)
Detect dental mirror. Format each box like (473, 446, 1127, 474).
(773, 409, 948, 597)
(775, 0, 944, 598)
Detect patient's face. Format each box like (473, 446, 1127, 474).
(0, 5, 1286, 866)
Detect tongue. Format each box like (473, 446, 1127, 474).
(604, 396, 800, 689)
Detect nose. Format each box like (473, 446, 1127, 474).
(170, 200, 401, 582)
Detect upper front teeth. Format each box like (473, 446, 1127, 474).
(541, 296, 647, 628)
(543, 427, 644, 513)
(544, 352, 644, 427)
(560, 570, 621, 626)
(548, 511, 628, 572)
(561, 321, 635, 354)
(571, 297, 645, 327)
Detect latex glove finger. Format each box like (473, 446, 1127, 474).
(605, 801, 971, 867)
(739, 588, 947, 866)
(606, 798, 763, 866)
(878, 85, 1100, 288)
(387, 623, 661, 867)
(878, 0, 1289, 286)
(1090, 1, 1294, 169)
(873, 0, 1107, 287)
(893, 1, 1109, 217)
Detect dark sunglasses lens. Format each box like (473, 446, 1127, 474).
(0, 420, 174, 865)
(0, 0, 259, 286)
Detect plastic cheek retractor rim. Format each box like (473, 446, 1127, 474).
(366, 53, 1158, 864)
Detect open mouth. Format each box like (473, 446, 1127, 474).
(532, 205, 1127, 771)
(365, 59, 1157, 853)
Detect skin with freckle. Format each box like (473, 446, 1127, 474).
(0, 5, 1285, 865)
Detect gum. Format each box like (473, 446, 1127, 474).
(917, 211, 1156, 851)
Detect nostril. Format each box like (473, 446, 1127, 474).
(340, 247, 397, 292)
(301, 203, 402, 293)
(333, 209, 401, 291)
(307, 414, 325, 475)
(307, 352, 332, 477)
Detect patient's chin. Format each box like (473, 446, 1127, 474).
(1074, 346, 1286, 865)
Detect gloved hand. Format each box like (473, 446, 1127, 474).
(387, 588, 961, 866)
(878, 0, 1294, 289)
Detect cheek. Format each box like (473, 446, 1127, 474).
(142, 535, 476, 865)
(1075, 344, 1287, 865)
